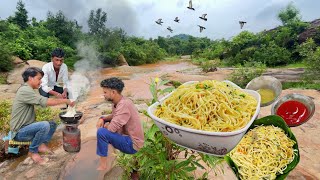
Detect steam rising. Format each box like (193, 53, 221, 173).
(68, 42, 101, 101)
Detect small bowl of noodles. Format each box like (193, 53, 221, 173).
(245, 76, 282, 107)
(147, 80, 261, 156)
(225, 115, 300, 180)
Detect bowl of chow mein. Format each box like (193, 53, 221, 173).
(147, 80, 261, 156)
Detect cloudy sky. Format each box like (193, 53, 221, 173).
(1, 0, 320, 40)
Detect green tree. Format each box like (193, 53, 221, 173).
(297, 38, 317, 58)
(0, 40, 14, 72)
(278, 3, 301, 25)
(252, 41, 291, 66)
(88, 8, 107, 35)
(45, 11, 82, 47)
(8, 0, 29, 29)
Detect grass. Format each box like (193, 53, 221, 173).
(276, 62, 307, 68)
(0, 73, 7, 84)
(162, 55, 181, 62)
(282, 81, 320, 90)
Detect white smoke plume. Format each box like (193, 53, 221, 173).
(67, 41, 101, 102)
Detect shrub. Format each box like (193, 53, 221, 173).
(228, 62, 267, 88)
(0, 101, 12, 134)
(200, 59, 221, 72)
(0, 41, 14, 72)
(303, 47, 320, 81)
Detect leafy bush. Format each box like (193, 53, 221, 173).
(0, 41, 14, 72)
(303, 47, 320, 81)
(252, 41, 291, 66)
(228, 62, 267, 88)
(117, 78, 224, 179)
(0, 101, 12, 134)
(0, 100, 60, 134)
(200, 59, 220, 72)
(35, 106, 60, 122)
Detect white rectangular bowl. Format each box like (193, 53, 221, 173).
(147, 80, 261, 157)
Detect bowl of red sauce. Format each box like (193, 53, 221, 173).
(271, 93, 315, 127)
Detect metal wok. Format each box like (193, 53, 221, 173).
(59, 111, 83, 124)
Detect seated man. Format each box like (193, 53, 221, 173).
(39, 48, 69, 99)
(10, 67, 75, 164)
(96, 77, 144, 170)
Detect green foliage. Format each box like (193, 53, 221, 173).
(35, 106, 60, 122)
(0, 74, 7, 84)
(0, 40, 14, 72)
(297, 38, 317, 57)
(120, 38, 167, 66)
(303, 47, 320, 81)
(200, 59, 220, 72)
(117, 78, 224, 179)
(7, 0, 29, 29)
(228, 62, 267, 88)
(0, 100, 60, 134)
(282, 81, 320, 90)
(0, 101, 11, 134)
(252, 41, 291, 66)
(278, 3, 301, 25)
(45, 11, 82, 47)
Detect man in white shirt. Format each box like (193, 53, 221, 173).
(39, 48, 69, 99)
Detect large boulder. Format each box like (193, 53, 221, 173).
(298, 19, 320, 43)
(6, 60, 46, 84)
(12, 56, 24, 66)
(117, 54, 129, 66)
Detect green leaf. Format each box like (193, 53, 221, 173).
(175, 159, 191, 169)
(159, 79, 171, 86)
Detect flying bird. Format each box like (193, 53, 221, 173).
(167, 26, 173, 33)
(174, 17, 180, 23)
(198, 25, 206, 33)
(239, 21, 247, 29)
(155, 18, 163, 25)
(187, 0, 195, 10)
(199, 14, 207, 21)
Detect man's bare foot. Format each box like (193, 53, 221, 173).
(28, 152, 46, 164)
(97, 157, 108, 170)
(38, 144, 54, 154)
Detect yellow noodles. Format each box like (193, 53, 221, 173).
(229, 126, 296, 180)
(154, 80, 257, 132)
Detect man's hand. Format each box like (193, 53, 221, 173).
(68, 100, 76, 107)
(62, 90, 68, 99)
(96, 118, 104, 129)
(55, 92, 63, 99)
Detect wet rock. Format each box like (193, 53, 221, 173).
(0, 161, 9, 173)
(25, 168, 37, 179)
(135, 103, 148, 112)
(22, 157, 34, 166)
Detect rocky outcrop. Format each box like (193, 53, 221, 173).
(117, 54, 129, 66)
(298, 19, 320, 43)
(6, 60, 46, 84)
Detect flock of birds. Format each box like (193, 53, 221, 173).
(155, 0, 247, 34)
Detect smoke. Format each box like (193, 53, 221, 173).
(25, 0, 138, 35)
(67, 41, 101, 102)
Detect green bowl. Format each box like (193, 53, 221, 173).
(224, 115, 300, 180)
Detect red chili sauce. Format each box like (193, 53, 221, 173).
(276, 100, 309, 126)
